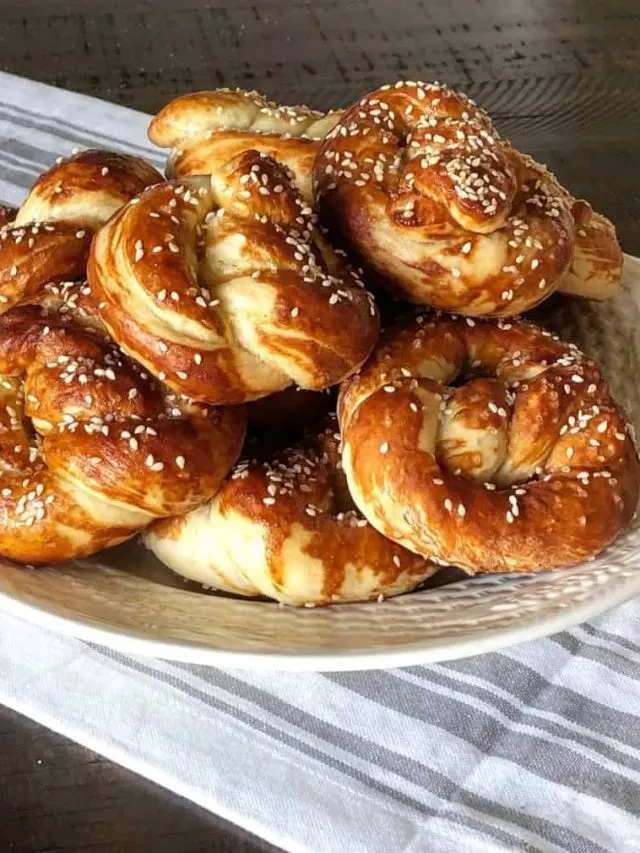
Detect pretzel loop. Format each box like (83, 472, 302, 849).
(89, 151, 379, 405)
(338, 314, 639, 572)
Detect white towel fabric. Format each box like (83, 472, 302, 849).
(0, 71, 639, 853)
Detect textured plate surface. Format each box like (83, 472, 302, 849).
(0, 258, 639, 671)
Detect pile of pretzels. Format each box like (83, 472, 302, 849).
(1, 81, 637, 606)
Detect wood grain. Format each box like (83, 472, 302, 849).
(0, 705, 277, 853)
(0, 1, 638, 851)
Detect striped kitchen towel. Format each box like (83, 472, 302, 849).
(0, 71, 639, 853)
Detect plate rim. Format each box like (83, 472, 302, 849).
(0, 566, 638, 671)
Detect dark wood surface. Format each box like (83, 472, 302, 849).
(0, 1, 639, 852)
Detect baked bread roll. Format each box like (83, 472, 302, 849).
(0, 307, 245, 564)
(314, 81, 623, 315)
(88, 151, 379, 405)
(0, 150, 162, 313)
(338, 312, 639, 573)
(148, 88, 343, 203)
(144, 416, 437, 605)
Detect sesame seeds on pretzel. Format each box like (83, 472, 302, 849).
(338, 313, 639, 573)
(314, 80, 576, 316)
(0, 150, 162, 314)
(88, 150, 379, 405)
(149, 88, 343, 203)
(145, 415, 437, 605)
(0, 307, 245, 564)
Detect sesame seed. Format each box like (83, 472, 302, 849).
(380, 442, 389, 454)
(444, 499, 453, 512)
(175, 456, 186, 469)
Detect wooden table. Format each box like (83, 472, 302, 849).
(0, 1, 638, 850)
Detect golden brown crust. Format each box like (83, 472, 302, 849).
(0, 151, 163, 315)
(0, 307, 245, 564)
(512, 154, 624, 300)
(14, 150, 163, 229)
(88, 153, 379, 405)
(314, 81, 577, 316)
(145, 415, 437, 606)
(561, 208, 623, 300)
(338, 313, 639, 573)
(148, 89, 343, 202)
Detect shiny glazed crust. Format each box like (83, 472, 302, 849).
(313, 81, 617, 315)
(338, 313, 639, 573)
(144, 416, 437, 606)
(148, 88, 343, 203)
(0, 307, 246, 564)
(88, 153, 379, 405)
(0, 150, 163, 314)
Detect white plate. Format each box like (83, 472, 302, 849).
(0, 258, 639, 672)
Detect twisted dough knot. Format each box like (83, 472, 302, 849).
(145, 415, 436, 606)
(338, 314, 639, 573)
(148, 88, 343, 202)
(0, 150, 162, 314)
(314, 81, 578, 316)
(0, 307, 245, 564)
(88, 149, 379, 405)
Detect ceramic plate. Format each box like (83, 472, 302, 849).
(0, 259, 638, 671)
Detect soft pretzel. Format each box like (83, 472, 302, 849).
(338, 313, 639, 573)
(0, 150, 162, 314)
(513, 152, 623, 301)
(88, 150, 379, 405)
(145, 415, 437, 605)
(314, 81, 580, 316)
(0, 307, 245, 564)
(148, 88, 343, 203)
(559, 202, 623, 301)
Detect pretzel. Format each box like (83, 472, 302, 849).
(0, 307, 245, 564)
(338, 313, 639, 573)
(145, 415, 437, 605)
(0, 150, 162, 314)
(148, 88, 343, 203)
(559, 202, 623, 301)
(314, 81, 581, 316)
(88, 150, 379, 405)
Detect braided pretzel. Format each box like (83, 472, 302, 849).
(145, 415, 436, 605)
(338, 314, 639, 573)
(88, 150, 379, 405)
(0, 151, 162, 314)
(0, 307, 245, 564)
(148, 88, 343, 203)
(314, 81, 579, 316)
